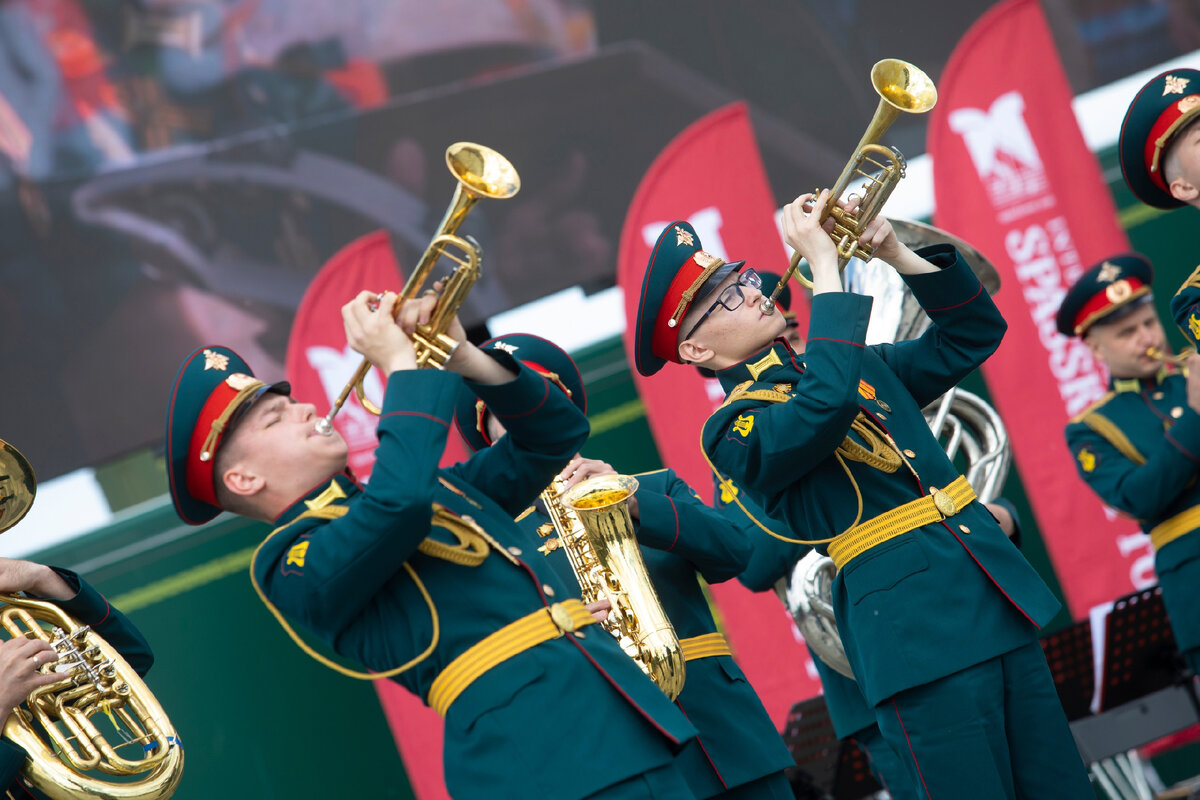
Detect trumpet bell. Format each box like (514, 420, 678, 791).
(871, 58, 938, 116)
(446, 142, 521, 201)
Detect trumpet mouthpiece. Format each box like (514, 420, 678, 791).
(314, 418, 333, 436)
(759, 298, 777, 315)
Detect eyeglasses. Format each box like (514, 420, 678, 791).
(682, 268, 762, 342)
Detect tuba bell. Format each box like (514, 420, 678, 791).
(0, 440, 184, 799)
(550, 474, 687, 700)
(316, 142, 520, 434)
(762, 58, 936, 305)
(780, 223, 1009, 678)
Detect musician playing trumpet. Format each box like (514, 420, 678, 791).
(1062, 254, 1200, 682)
(164, 291, 706, 799)
(632, 193, 1092, 797)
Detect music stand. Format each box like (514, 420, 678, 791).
(782, 696, 840, 796)
(1039, 618, 1096, 722)
(834, 739, 884, 800)
(1065, 586, 1200, 799)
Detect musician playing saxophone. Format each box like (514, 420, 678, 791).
(455, 332, 794, 800)
(163, 291, 702, 799)
(1062, 254, 1200, 680)
(0, 557, 154, 799)
(632, 193, 1091, 797)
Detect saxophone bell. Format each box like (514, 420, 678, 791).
(552, 474, 687, 700)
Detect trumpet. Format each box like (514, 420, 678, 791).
(315, 143, 520, 435)
(1147, 346, 1194, 367)
(762, 58, 937, 309)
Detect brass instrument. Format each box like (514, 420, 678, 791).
(315, 142, 520, 435)
(1147, 346, 1193, 368)
(0, 440, 183, 799)
(549, 474, 686, 700)
(761, 58, 937, 306)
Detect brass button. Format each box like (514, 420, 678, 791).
(903, 449, 916, 458)
(1153, 392, 1164, 400)
(1172, 407, 1184, 419)
(958, 524, 971, 534)
(543, 584, 555, 597)
(574, 630, 586, 639)
(507, 546, 523, 557)
(877, 413, 887, 421)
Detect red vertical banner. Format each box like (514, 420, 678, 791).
(928, 0, 1150, 619)
(286, 230, 464, 800)
(617, 103, 824, 725)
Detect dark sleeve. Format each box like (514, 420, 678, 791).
(871, 244, 1008, 408)
(632, 471, 751, 584)
(445, 352, 590, 516)
(0, 739, 27, 792)
(708, 485, 808, 592)
(1171, 265, 1200, 349)
(702, 292, 872, 498)
(1065, 411, 1200, 520)
(256, 370, 461, 637)
(47, 569, 154, 677)
(986, 497, 1023, 550)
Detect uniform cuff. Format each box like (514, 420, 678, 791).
(49, 568, 113, 628)
(902, 245, 983, 311)
(806, 292, 873, 346)
(380, 369, 462, 422)
(466, 354, 554, 420)
(632, 491, 680, 552)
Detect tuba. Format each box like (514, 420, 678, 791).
(545, 474, 687, 700)
(779, 223, 1009, 679)
(762, 58, 937, 305)
(0, 440, 184, 799)
(316, 142, 520, 434)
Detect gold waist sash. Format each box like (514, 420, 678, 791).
(1149, 506, 1200, 551)
(428, 599, 596, 717)
(827, 475, 976, 571)
(679, 632, 733, 661)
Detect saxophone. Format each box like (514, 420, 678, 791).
(542, 474, 686, 700)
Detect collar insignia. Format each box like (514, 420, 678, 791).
(203, 349, 229, 371)
(674, 226, 695, 247)
(746, 350, 782, 380)
(305, 479, 347, 511)
(1164, 74, 1190, 95)
(1096, 262, 1121, 283)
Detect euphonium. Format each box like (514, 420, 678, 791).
(762, 58, 937, 306)
(546, 474, 686, 700)
(316, 142, 520, 435)
(0, 440, 183, 799)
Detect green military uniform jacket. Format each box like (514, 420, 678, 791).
(250, 363, 697, 800)
(702, 245, 1060, 707)
(527, 468, 793, 798)
(1064, 368, 1200, 655)
(0, 569, 155, 799)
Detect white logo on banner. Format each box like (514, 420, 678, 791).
(306, 344, 386, 472)
(949, 92, 1051, 221)
(643, 206, 729, 259)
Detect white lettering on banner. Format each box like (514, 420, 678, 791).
(306, 345, 386, 473)
(642, 207, 729, 260)
(1004, 220, 1108, 416)
(949, 92, 1049, 215)
(1116, 532, 1158, 589)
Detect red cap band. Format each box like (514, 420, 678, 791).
(1073, 277, 1148, 334)
(1144, 94, 1200, 191)
(651, 252, 722, 364)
